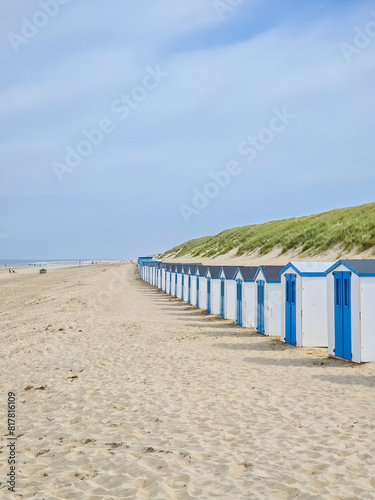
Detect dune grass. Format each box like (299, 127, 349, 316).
(161, 202, 375, 259)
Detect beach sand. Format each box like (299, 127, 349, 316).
(1, 263, 375, 499)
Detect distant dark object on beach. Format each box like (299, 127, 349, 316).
(39, 269, 47, 274)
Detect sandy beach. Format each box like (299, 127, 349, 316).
(1, 262, 375, 499)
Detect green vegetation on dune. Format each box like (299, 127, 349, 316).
(161, 203, 375, 259)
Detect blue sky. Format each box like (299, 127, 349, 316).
(1, 0, 374, 259)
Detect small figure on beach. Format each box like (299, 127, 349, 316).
(8, 268, 16, 274)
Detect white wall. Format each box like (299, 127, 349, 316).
(183, 274, 190, 302)
(211, 279, 221, 315)
(225, 279, 236, 320)
(198, 276, 207, 310)
(176, 274, 183, 299)
(243, 282, 256, 328)
(190, 275, 198, 306)
(360, 277, 375, 362)
(165, 272, 171, 294)
(171, 272, 177, 296)
(265, 282, 282, 336)
(301, 277, 329, 347)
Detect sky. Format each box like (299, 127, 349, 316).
(1, 0, 374, 260)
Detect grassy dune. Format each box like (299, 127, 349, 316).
(162, 202, 375, 259)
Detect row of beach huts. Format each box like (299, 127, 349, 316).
(137, 258, 375, 363)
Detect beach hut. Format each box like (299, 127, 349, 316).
(182, 264, 202, 306)
(180, 264, 190, 302)
(175, 264, 183, 298)
(280, 262, 334, 347)
(189, 265, 200, 307)
(170, 264, 178, 297)
(159, 263, 166, 290)
(175, 264, 192, 301)
(218, 267, 239, 320)
(186, 266, 193, 304)
(153, 261, 161, 287)
(195, 265, 208, 310)
(167, 264, 176, 295)
(205, 266, 222, 315)
(182, 265, 193, 303)
(325, 259, 375, 363)
(164, 264, 171, 294)
(233, 267, 258, 327)
(254, 266, 284, 336)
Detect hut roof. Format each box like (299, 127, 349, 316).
(234, 266, 259, 281)
(206, 266, 223, 278)
(281, 262, 334, 277)
(327, 259, 375, 276)
(255, 265, 285, 283)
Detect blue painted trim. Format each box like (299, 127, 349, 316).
(253, 267, 262, 282)
(233, 269, 256, 282)
(280, 263, 327, 277)
(325, 260, 375, 277)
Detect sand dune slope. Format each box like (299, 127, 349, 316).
(1, 263, 375, 499)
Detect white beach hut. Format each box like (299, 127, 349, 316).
(218, 266, 239, 320)
(181, 264, 190, 302)
(326, 259, 375, 363)
(170, 264, 178, 297)
(151, 262, 157, 286)
(183, 265, 194, 304)
(159, 263, 166, 291)
(280, 262, 334, 347)
(156, 262, 162, 288)
(195, 265, 208, 310)
(186, 266, 193, 304)
(205, 266, 222, 315)
(233, 267, 258, 328)
(189, 265, 199, 306)
(175, 264, 184, 299)
(175, 264, 193, 301)
(184, 264, 202, 306)
(165, 264, 172, 294)
(254, 266, 284, 336)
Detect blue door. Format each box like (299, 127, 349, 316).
(207, 279, 211, 313)
(188, 276, 191, 304)
(175, 273, 178, 297)
(181, 275, 184, 301)
(236, 279, 243, 326)
(257, 280, 265, 334)
(197, 276, 200, 308)
(220, 279, 225, 318)
(334, 272, 352, 359)
(285, 274, 297, 345)
(169, 273, 172, 294)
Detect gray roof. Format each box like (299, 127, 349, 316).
(339, 259, 375, 275)
(220, 266, 239, 278)
(236, 266, 259, 281)
(195, 265, 208, 276)
(257, 265, 284, 282)
(206, 266, 223, 278)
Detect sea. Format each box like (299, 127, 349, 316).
(0, 260, 101, 267)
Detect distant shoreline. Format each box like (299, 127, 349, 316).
(0, 260, 124, 268)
